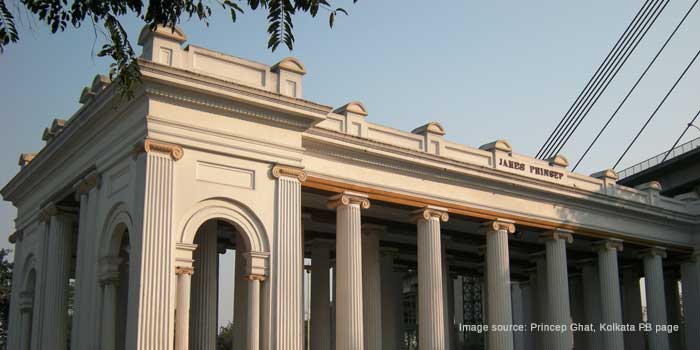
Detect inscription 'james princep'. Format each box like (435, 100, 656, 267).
(498, 158, 565, 180)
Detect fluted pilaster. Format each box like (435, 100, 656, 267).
(271, 165, 306, 350)
(680, 255, 700, 350)
(621, 266, 644, 350)
(540, 230, 573, 350)
(414, 206, 449, 350)
(40, 209, 74, 349)
(595, 239, 624, 350)
(484, 219, 515, 350)
(175, 267, 193, 350)
(380, 248, 399, 350)
(362, 224, 383, 350)
(311, 240, 332, 350)
(329, 191, 370, 350)
(641, 247, 669, 350)
(190, 221, 218, 350)
(581, 261, 602, 350)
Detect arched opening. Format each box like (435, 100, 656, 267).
(19, 268, 36, 350)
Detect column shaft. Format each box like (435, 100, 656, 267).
(101, 282, 118, 350)
(190, 222, 218, 350)
(485, 220, 515, 350)
(543, 233, 572, 350)
(41, 213, 74, 349)
(362, 226, 382, 350)
(416, 209, 447, 350)
(175, 270, 193, 350)
(311, 242, 332, 350)
(597, 241, 624, 350)
(643, 252, 669, 350)
(622, 268, 644, 350)
(247, 278, 262, 350)
(680, 259, 700, 350)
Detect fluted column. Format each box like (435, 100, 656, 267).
(190, 221, 219, 350)
(311, 240, 332, 350)
(175, 266, 193, 350)
(271, 165, 306, 350)
(40, 206, 74, 349)
(540, 229, 573, 350)
(99, 257, 122, 350)
(680, 254, 700, 350)
(413, 206, 449, 350)
(131, 139, 183, 349)
(580, 260, 602, 350)
(641, 247, 669, 350)
(484, 219, 516, 350)
(329, 191, 370, 350)
(19, 292, 33, 350)
(595, 239, 624, 350)
(362, 224, 383, 350)
(246, 275, 264, 350)
(380, 248, 399, 350)
(621, 266, 644, 350)
(664, 270, 682, 350)
(511, 282, 524, 350)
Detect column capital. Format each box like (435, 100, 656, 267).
(593, 238, 623, 252)
(74, 170, 102, 197)
(327, 190, 370, 209)
(411, 205, 449, 222)
(38, 203, 58, 222)
(638, 246, 668, 259)
(132, 138, 184, 161)
(482, 218, 515, 234)
(244, 274, 266, 281)
(175, 266, 194, 275)
(243, 251, 270, 277)
(538, 228, 574, 243)
(362, 223, 386, 236)
(271, 164, 307, 182)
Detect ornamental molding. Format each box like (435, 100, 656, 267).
(539, 228, 574, 244)
(175, 266, 194, 275)
(593, 238, 624, 252)
(132, 139, 184, 161)
(327, 191, 371, 210)
(244, 274, 267, 281)
(411, 205, 449, 223)
(271, 164, 307, 182)
(483, 218, 516, 234)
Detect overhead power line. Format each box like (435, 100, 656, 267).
(536, 0, 667, 160)
(662, 107, 700, 163)
(613, 46, 700, 169)
(573, 0, 699, 171)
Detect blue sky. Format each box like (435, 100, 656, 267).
(1, 0, 698, 326)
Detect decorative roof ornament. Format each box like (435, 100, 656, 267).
(412, 122, 446, 136)
(137, 24, 187, 46)
(479, 139, 512, 153)
(547, 154, 569, 168)
(271, 57, 307, 75)
(333, 101, 368, 116)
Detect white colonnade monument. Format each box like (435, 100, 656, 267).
(3, 25, 700, 350)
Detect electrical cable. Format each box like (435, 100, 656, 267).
(573, 0, 698, 170)
(661, 107, 700, 162)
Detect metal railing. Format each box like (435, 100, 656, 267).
(618, 136, 700, 179)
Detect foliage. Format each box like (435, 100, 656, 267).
(0, 249, 13, 349)
(0, 0, 357, 98)
(216, 320, 234, 350)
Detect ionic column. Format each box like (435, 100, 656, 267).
(271, 165, 307, 350)
(484, 219, 516, 350)
(246, 275, 264, 350)
(511, 282, 524, 350)
(663, 270, 682, 350)
(310, 240, 332, 350)
(131, 139, 183, 349)
(413, 206, 449, 350)
(328, 191, 370, 350)
(540, 229, 573, 350)
(380, 248, 399, 350)
(621, 266, 644, 350)
(580, 260, 602, 350)
(174, 266, 193, 350)
(595, 239, 624, 350)
(641, 247, 669, 350)
(19, 292, 34, 350)
(362, 224, 383, 350)
(190, 222, 218, 350)
(680, 254, 700, 350)
(99, 257, 122, 350)
(39, 206, 74, 349)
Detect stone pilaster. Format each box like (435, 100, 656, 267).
(580, 260, 602, 350)
(380, 247, 399, 350)
(641, 247, 669, 350)
(190, 221, 219, 350)
(328, 191, 370, 350)
(174, 266, 193, 350)
(362, 224, 383, 350)
(40, 207, 74, 349)
(594, 239, 624, 350)
(511, 282, 525, 350)
(621, 266, 644, 350)
(540, 229, 573, 350)
(310, 240, 332, 350)
(680, 253, 700, 350)
(131, 139, 183, 349)
(413, 205, 449, 350)
(484, 219, 515, 350)
(246, 274, 264, 350)
(99, 257, 122, 350)
(271, 164, 306, 350)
